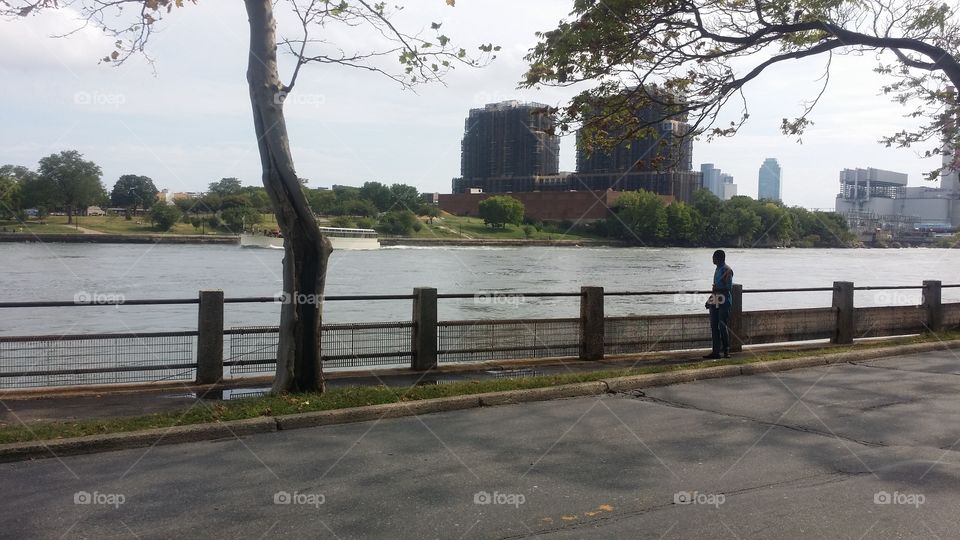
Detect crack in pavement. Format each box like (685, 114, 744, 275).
(850, 361, 960, 378)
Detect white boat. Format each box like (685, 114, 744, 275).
(241, 227, 379, 250)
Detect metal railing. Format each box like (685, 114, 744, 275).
(0, 281, 958, 390)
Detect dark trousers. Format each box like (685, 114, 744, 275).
(709, 301, 731, 354)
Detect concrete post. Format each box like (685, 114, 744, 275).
(579, 286, 604, 361)
(196, 289, 224, 384)
(411, 287, 438, 371)
(923, 280, 943, 333)
(832, 281, 855, 345)
(728, 284, 744, 353)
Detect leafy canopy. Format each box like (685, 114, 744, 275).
(524, 0, 960, 177)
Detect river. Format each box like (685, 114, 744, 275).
(1, 243, 958, 336)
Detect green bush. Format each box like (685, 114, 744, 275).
(149, 203, 182, 232)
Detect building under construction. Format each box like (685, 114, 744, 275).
(458, 101, 559, 185)
(451, 91, 701, 205)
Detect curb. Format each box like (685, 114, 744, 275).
(1, 339, 957, 463)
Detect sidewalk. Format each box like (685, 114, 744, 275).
(2, 347, 959, 538)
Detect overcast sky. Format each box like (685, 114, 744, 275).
(0, 1, 944, 209)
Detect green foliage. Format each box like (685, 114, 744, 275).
(207, 177, 243, 196)
(110, 174, 158, 212)
(376, 209, 419, 235)
(612, 190, 668, 243)
(359, 181, 393, 212)
(37, 150, 106, 221)
(221, 206, 262, 232)
(478, 195, 524, 228)
(149, 203, 182, 232)
(607, 188, 854, 247)
(523, 0, 960, 178)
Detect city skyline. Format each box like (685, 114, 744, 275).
(0, 1, 946, 210)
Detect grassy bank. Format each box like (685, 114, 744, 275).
(1, 332, 957, 446)
(409, 214, 605, 241)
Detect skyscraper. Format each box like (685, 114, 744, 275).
(700, 163, 737, 200)
(458, 101, 559, 186)
(758, 158, 782, 201)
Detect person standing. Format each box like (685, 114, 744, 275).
(704, 250, 734, 359)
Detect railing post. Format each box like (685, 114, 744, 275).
(196, 289, 224, 384)
(832, 281, 855, 345)
(923, 280, 943, 333)
(411, 287, 438, 370)
(580, 286, 604, 361)
(729, 284, 744, 353)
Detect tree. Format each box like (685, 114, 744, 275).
(207, 177, 243, 197)
(358, 181, 393, 212)
(149, 203, 182, 232)
(665, 202, 699, 245)
(0, 165, 36, 217)
(613, 190, 668, 244)
(37, 151, 105, 224)
(376, 209, 419, 236)
(6, 1, 494, 393)
(222, 205, 263, 232)
(478, 195, 524, 228)
(111, 174, 159, 214)
(389, 183, 421, 211)
(524, 0, 960, 177)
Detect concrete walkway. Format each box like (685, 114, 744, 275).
(3, 349, 960, 539)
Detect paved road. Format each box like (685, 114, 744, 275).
(3, 349, 960, 539)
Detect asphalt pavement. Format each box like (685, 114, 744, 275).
(3, 348, 960, 539)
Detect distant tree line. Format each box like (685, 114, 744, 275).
(470, 190, 855, 247)
(1, 151, 439, 235)
(600, 189, 855, 247)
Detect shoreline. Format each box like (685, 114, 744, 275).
(0, 233, 239, 245)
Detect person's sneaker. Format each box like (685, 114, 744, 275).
(723, 352, 731, 359)
(702, 353, 721, 360)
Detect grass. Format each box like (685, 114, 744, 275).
(0, 219, 81, 234)
(1, 331, 957, 446)
(411, 214, 608, 241)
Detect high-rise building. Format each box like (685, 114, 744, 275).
(758, 158, 782, 201)
(700, 164, 737, 200)
(458, 101, 559, 185)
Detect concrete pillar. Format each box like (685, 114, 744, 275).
(832, 281, 855, 345)
(728, 284, 744, 353)
(923, 280, 943, 333)
(579, 286, 604, 361)
(196, 289, 224, 384)
(411, 287, 438, 370)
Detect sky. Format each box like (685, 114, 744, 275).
(0, 1, 945, 209)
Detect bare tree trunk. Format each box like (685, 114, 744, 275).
(66, 205, 73, 224)
(245, 0, 332, 393)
